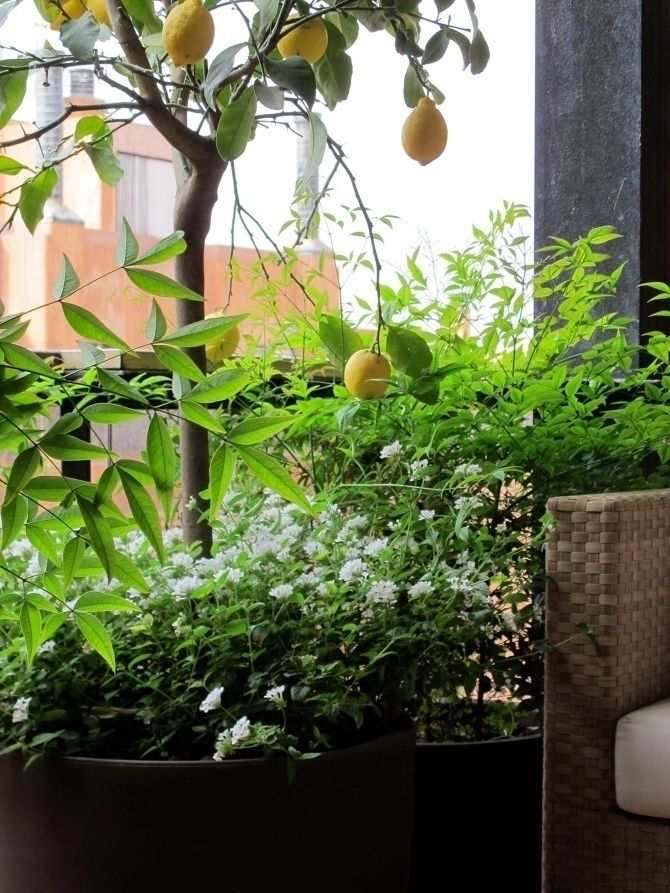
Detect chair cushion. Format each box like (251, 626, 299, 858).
(616, 697, 670, 818)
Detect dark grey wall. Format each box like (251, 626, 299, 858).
(535, 1, 642, 340)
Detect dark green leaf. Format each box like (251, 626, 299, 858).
(423, 27, 449, 64)
(20, 601, 41, 664)
(62, 536, 86, 590)
(97, 367, 149, 404)
(147, 414, 175, 492)
(4, 446, 40, 504)
(446, 26, 470, 68)
(2, 342, 57, 377)
(216, 87, 257, 162)
(120, 0, 162, 29)
(118, 469, 164, 562)
(203, 42, 246, 108)
(254, 81, 284, 110)
(76, 496, 116, 579)
(1, 493, 27, 549)
(19, 168, 57, 233)
(253, 0, 279, 36)
(314, 22, 352, 110)
(81, 403, 144, 424)
(84, 142, 123, 187)
(161, 313, 246, 348)
(228, 414, 293, 445)
(0, 66, 28, 130)
(131, 231, 186, 266)
(75, 591, 138, 613)
(319, 313, 364, 367)
(236, 445, 313, 514)
(75, 612, 115, 670)
(189, 369, 250, 404)
(154, 343, 205, 383)
(209, 443, 234, 520)
(386, 326, 433, 377)
(60, 11, 100, 61)
(181, 400, 225, 434)
(469, 29, 489, 74)
(265, 56, 316, 108)
(40, 435, 111, 461)
(25, 524, 60, 566)
(403, 65, 424, 108)
(146, 299, 168, 343)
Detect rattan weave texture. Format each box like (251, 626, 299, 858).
(544, 490, 670, 892)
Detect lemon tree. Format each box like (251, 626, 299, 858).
(0, 0, 490, 549)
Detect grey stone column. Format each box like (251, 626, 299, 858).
(535, 1, 642, 341)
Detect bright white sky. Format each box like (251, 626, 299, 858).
(3, 0, 534, 309)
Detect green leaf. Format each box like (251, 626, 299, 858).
(189, 369, 250, 404)
(146, 299, 168, 343)
(254, 81, 284, 110)
(25, 476, 88, 503)
(319, 314, 363, 367)
(125, 267, 204, 301)
(20, 601, 41, 665)
(97, 367, 149, 404)
(314, 22, 352, 110)
(0, 156, 26, 175)
(75, 612, 116, 670)
(118, 469, 164, 562)
(113, 550, 149, 592)
(115, 458, 153, 486)
(265, 56, 316, 108)
(40, 611, 68, 643)
(161, 314, 246, 348)
(297, 111, 327, 194)
(209, 443, 234, 520)
(386, 326, 433, 377)
(181, 400, 225, 434)
(75, 591, 139, 613)
(203, 42, 246, 108)
(330, 10, 359, 48)
(4, 446, 40, 504)
(131, 231, 186, 266)
(469, 29, 489, 74)
(0, 0, 22, 29)
(25, 524, 60, 566)
(84, 142, 123, 187)
(60, 11, 100, 60)
(62, 536, 86, 590)
(25, 592, 59, 613)
(236, 445, 313, 514)
(147, 414, 175, 492)
(44, 412, 88, 440)
(74, 114, 107, 142)
(0, 66, 28, 130)
(40, 434, 110, 461)
(1, 493, 28, 549)
(121, 0, 162, 29)
(403, 65, 424, 108)
(62, 303, 132, 352)
(446, 26, 470, 68)
(76, 496, 116, 580)
(52, 255, 80, 300)
(81, 403, 144, 424)
(423, 27, 449, 65)
(115, 218, 139, 266)
(154, 343, 205, 383)
(228, 414, 293, 445)
(1, 342, 57, 378)
(253, 0, 279, 36)
(19, 168, 57, 233)
(216, 87, 257, 162)
(94, 464, 119, 504)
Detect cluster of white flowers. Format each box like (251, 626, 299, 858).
(408, 580, 434, 597)
(172, 575, 203, 601)
(339, 558, 368, 583)
(264, 684, 286, 704)
(199, 686, 224, 713)
(4, 538, 33, 560)
(366, 580, 398, 605)
(214, 715, 251, 759)
(419, 509, 436, 522)
(36, 639, 56, 655)
(336, 514, 367, 542)
(172, 615, 188, 636)
(454, 495, 482, 512)
(269, 583, 293, 600)
(409, 458, 429, 480)
(454, 463, 482, 476)
(380, 441, 402, 460)
(364, 537, 388, 557)
(171, 552, 195, 569)
(11, 697, 31, 724)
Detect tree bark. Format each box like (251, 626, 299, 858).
(173, 159, 226, 554)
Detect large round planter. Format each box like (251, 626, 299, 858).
(0, 728, 415, 893)
(410, 734, 543, 893)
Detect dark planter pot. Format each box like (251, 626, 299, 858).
(410, 734, 543, 893)
(0, 728, 415, 893)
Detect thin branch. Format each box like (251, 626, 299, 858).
(0, 102, 138, 150)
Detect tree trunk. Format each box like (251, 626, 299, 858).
(173, 160, 226, 554)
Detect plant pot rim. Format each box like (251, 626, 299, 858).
(32, 726, 415, 770)
(417, 731, 542, 749)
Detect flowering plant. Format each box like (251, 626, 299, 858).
(0, 482, 504, 760)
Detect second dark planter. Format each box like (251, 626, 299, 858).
(0, 728, 415, 893)
(411, 734, 543, 893)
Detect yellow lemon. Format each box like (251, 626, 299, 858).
(163, 0, 215, 68)
(204, 311, 240, 364)
(277, 17, 328, 64)
(86, 0, 111, 27)
(401, 97, 448, 166)
(49, 0, 86, 29)
(344, 349, 391, 400)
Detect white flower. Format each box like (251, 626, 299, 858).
(231, 716, 251, 744)
(409, 458, 429, 480)
(36, 640, 56, 654)
(316, 582, 329, 597)
(297, 570, 321, 586)
(199, 686, 224, 713)
(419, 509, 436, 521)
(227, 567, 244, 583)
(408, 580, 434, 597)
(339, 558, 368, 583)
(454, 496, 482, 512)
(281, 524, 301, 542)
(171, 552, 194, 569)
(336, 515, 367, 541)
(366, 580, 398, 605)
(364, 537, 388, 557)
(269, 583, 294, 599)
(264, 684, 286, 704)
(185, 496, 198, 511)
(11, 697, 31, 724)
(164, 527, 184, 547)
(454, 463, 482, 476)
(172, 575, 202, 600)
(172, 616, 187, 636)
(380, 441, 402, 460)
(303, 539, 322, 557)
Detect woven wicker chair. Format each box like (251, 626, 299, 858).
(544, 490, 670, 893)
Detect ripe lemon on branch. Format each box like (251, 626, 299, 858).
(401, 97, 448, 166)
(344, 350, 391, 400)
(205, 310, 241, 364)
(163, 0, 215, 68)
(277, 17, 328, 64)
